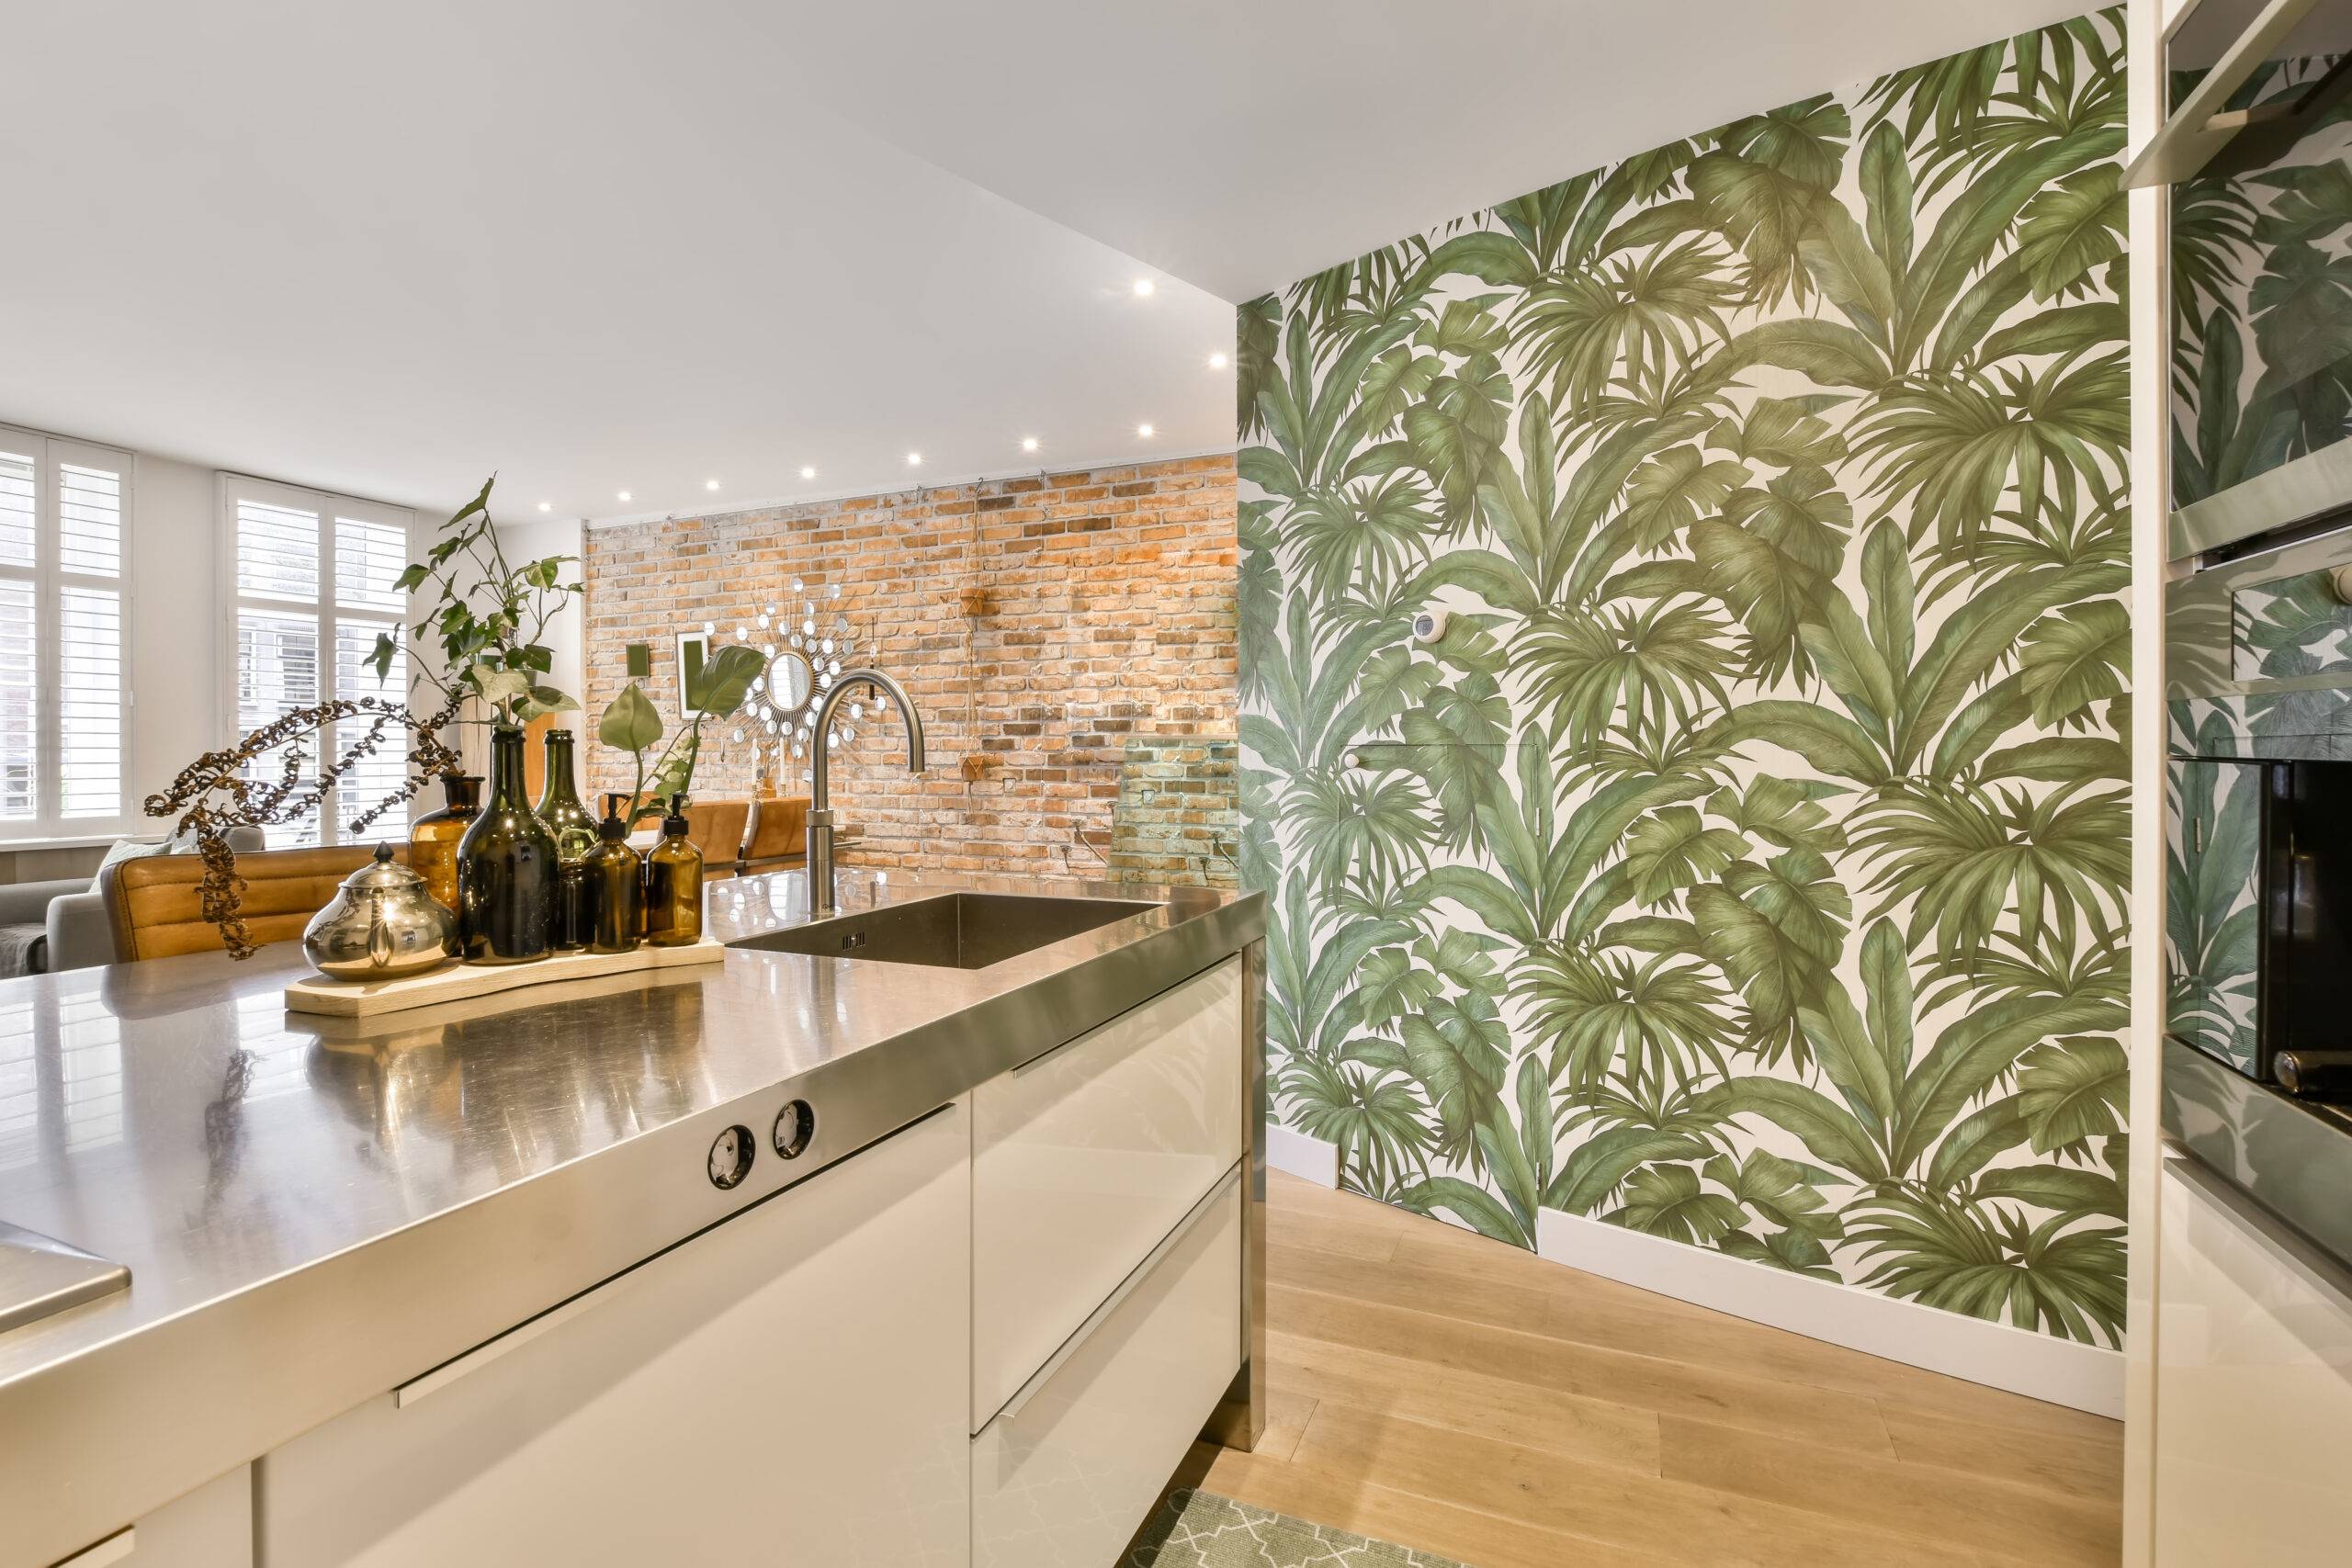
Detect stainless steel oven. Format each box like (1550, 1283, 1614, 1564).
(2134, 0, 2352, 558)
(2167, 525, 2352, 1094)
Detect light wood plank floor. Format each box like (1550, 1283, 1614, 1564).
(1178, 1172, 2122, 1568)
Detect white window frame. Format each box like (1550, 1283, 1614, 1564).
(216, 473, 418, 846)
(0, 422, 134, 840)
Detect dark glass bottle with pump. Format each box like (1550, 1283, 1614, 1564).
(644, 794, 704, 947)
(536, 728, 598, 951)
(581, 805, 645, 954)
(456, 726, 558, 964)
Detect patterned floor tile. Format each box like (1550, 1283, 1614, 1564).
(1128, 1487, 1468, 1568)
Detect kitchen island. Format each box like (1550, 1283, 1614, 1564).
(0, 869, 1266, 1568)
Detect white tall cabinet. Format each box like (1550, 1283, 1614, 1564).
(2153, 1159, 2352, 1566)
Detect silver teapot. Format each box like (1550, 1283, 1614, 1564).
(303, 843, 458, 981)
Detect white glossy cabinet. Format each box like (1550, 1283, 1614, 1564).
(257, 1103, 971, 1568)
(53, 1466, 252, 1568)
(973, 956, 1243, 1421)
(974, 1173, 1242, 1568)
(2154, 1158, 2352, 1566)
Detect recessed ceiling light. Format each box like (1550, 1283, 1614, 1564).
(1209, 352, 1230, 370)
(1021, 437, 1039, 453)
(1132, 279, 1155, 297)
(1137, 423, 1156, 437)
(616, 490, 631, 502)
(706, 479, 721, 491)
(907, 452, 922, 466)
(537, 502, 551, 513)
(799, 466, 816, 480)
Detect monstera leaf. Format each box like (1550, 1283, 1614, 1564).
(1622, 807, 1749, 907)
(1357, 947, 1442, 1027)
(1622, 446, 1749, 548)
(2018, 602, 2129, 727)
(1610, 1163, 1746, 1245)
(2015, 1036, 2129, 1155)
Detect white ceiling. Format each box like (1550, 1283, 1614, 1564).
(775, 0, 2100, 305)
(0, 2, 1236, 521)
(0, 1, 2090, 522)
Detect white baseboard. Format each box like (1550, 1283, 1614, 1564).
(1266, 1122, 1338, 1188)
(1534, 1204, 2124, 1418)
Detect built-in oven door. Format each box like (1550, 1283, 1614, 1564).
(2168, 755, 2266, 1077)
(2148, 0, 2352, 557)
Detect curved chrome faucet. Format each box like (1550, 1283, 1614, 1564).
(807, 667, 925, 918)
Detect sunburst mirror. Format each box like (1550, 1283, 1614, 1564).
(704, 574, 870, 788)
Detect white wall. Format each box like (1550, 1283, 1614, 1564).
(126, 452, 222, 825)
(490, 515, 586, 730)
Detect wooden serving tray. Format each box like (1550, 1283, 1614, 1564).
(285, 938, 727, 1017)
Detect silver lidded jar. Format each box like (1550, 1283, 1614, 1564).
(303, 843, 459, 981)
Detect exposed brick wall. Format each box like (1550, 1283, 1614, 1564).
(1106, 736, 1238, 889)
(580, 457, 1238, 878)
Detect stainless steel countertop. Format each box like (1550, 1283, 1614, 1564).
(0, 868, 1262, 1568)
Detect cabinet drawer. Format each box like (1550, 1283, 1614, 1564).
(257, 1106, 971, 1568)
(974, 1172, 1242, 1568)
(973, 956, 1243, 1420)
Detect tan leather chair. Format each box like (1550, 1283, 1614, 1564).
(101, 842, 401, 963)
(740, 795, 811, 870)
(681, 799, 751, 880)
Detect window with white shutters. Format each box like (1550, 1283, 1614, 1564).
(220, 477, 413, 847)
(0, 425, 130, 838)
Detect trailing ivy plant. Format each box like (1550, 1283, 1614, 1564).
(368, 475, 581, 730)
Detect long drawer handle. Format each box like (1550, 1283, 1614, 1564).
(395, 1267, 647, 1408)
(1012, 1031, 1095, 1077)
(989, 1162, 1241, 1430)
(54, 1529, 135, 1568)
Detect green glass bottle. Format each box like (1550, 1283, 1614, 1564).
(456, 725, 558, 964)
(536, 728, 598, 951)
(644, 794, 704, 948)
(581, 806, 645, 954)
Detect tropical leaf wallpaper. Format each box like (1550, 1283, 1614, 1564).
(1236, 12, 2132, 1346)
(2172, 53, 2352, 513)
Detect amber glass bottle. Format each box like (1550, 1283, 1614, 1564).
(644, 794, 704, 947)
(581, 808, 645, 954)
(536, 729, 597, 951)
(409, 773, 481, 918)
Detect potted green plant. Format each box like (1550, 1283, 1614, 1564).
(370, 476, 581, 964)
(598, 640, 766, 826)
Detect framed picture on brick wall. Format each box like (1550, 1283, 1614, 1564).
(675, 629, 709, 708)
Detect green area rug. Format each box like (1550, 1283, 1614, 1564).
(1128, 1487, 1467, 1567)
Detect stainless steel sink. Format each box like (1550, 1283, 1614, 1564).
(731, 892, 1158, 970)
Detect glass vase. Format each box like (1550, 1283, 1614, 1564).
(536, 728, 598, 951)
(409, 773, 481, 920)
(457, 725, 558, 964)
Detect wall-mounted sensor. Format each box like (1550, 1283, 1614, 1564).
(1412, 608, 1450, 644)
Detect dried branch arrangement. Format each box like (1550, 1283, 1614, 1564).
(143, 694, 464, 959)
(141, 473, 582, 959)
